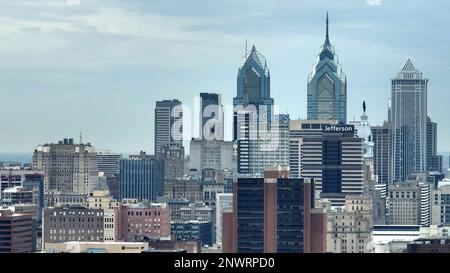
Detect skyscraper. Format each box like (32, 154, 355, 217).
(426, 116, 442, 172)
(307, 13, 347, 124)
(158, 142, 185, 180)
(32, 138, 99, 195)
(391, 59, 428, 181)
(371, 121, 394, 185)
(199, 93, 224, 141)
(154, 99, 183, 157)
(119, 152, 165, 202)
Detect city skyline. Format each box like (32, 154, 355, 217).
(1, 0, 450, 154)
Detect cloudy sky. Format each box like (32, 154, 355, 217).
(0, 0, 449, 154)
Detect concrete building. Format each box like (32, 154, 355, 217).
(32, 138, 99, 194)
(388, 181, 421, 225)
(2, 186, 33, 205)
(431, 184, 450, 226)
(0, 169, 44, 194)
(202, 182, 225, 207)
(119, 202, 171, 242)
(96, 150, 121, 177)
(407, 239, 450, 253)
(44, 191, 87, 208)
(119, 152, 165, 202)
(321, 196, 374, 253)
(155, 99, 183, 157)
(158, 143, 184, 180)
(216, 193, 232, 247)
(0, 208, 34, 253)
(87, 190, 120, 241)
(171, 220, 213, 247)
(189, 139, 233, 173)
(42, 207, 104, 251)
(168, 199, 190, 222)
(391, 59, 428, 181)
(164, 178, 201, 202)
(307, 13, 347, 124)
(45, 241, 149, 253)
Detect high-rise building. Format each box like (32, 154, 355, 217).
(371, 121, 394, 185)
(229, 167, 326, 253)
(289, 119, 338, 178)
(300, 124, 365, 206)
(307, 13, 347, 124)
(320, 196, 374, 253)
(426, 116, 443, 173)
(42, 207, 104, 251)
(199, 93, 224, 141)
(0, 208, 34, 253)
(164, 178, 201, 202)
(189, 139, 233, 173)
(154, 99, 183, 157)
(32, 138, 99, 195)
(119, 152, 164, 202)
(391, 59, 428, 181)
(158, 143, 185, 180)
(97, 150, 121, 177)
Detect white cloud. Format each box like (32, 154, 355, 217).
(367, 0, 382, 6)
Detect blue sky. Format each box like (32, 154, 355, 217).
(0, 0, 449, 154)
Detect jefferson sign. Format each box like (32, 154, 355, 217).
(322, 125, 354, 133)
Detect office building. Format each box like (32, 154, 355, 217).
(42, 207, 104, 251)
(321, 196, 374, 253)
(168, 199, 190, 222)
(407, 239, 450, 253)
(216, 193, 232, 247)
(118, 202, 171, 241)
(229, 167, 326, 253)
(171, 220, 213, 247)
(431, 184, 450, 226)
(158, 143, 184, 180)
(0, 209, 34, 253)
(97, 150, 121, 177)
(0, 169, 44, 194)
(307, 13, 347, 123)
(202, 182, 225, 206)
(289, 119, 338, 178)
(391, 59, 428, 181)
(119, 152, 164, 202)
(388, 181, 421, 225)
(1, 186, 33, 205)
(199, 92, 224, 141)
(87, 190, 120, 241)
(164, 178, 201, 202)
(300, 124, 365, 206)
(426, 116, 443, 172)
(155, 99, 183, 157)
(44, 191, 87, 208)
(371, 121, 394, 184)
(32, 138, 99, 194)
(189, 139, 233, 173)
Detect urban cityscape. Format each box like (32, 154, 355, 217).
(2, 0, 450, 256)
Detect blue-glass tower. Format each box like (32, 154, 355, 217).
(307, 13, 347, 124)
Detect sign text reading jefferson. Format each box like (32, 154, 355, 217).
(322, 125, 354, 133)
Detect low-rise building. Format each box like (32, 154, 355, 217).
(0, 208, 34, 253)
(45, 241, 149, 253)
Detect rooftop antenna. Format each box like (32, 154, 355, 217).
(245, 38, 248, 56)
(80, 131, 83, 144)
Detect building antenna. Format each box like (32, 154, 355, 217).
(80, 131, 83, 144)
(245, 38, 248, 56)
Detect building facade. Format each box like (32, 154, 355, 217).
(154, 99, 183, 157)
(199, 92, 224, 141)
(0, 209, 34, 253)
(391, 59, 428, 181)
(32, 138, 99, 194)
(119, 152, 164, 202)
(371, 121, 394, 185)
(189, 139, 233, 173)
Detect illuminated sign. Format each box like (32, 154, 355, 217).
(322, 125, 354, 133)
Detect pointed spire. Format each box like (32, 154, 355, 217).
(402, 58, 416, 71)
(325, 11, 329, 44)
(251, 44, 256, 52)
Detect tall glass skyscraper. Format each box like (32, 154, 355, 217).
(307, 13, 347, 124)
(391, 59, 428, 181)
